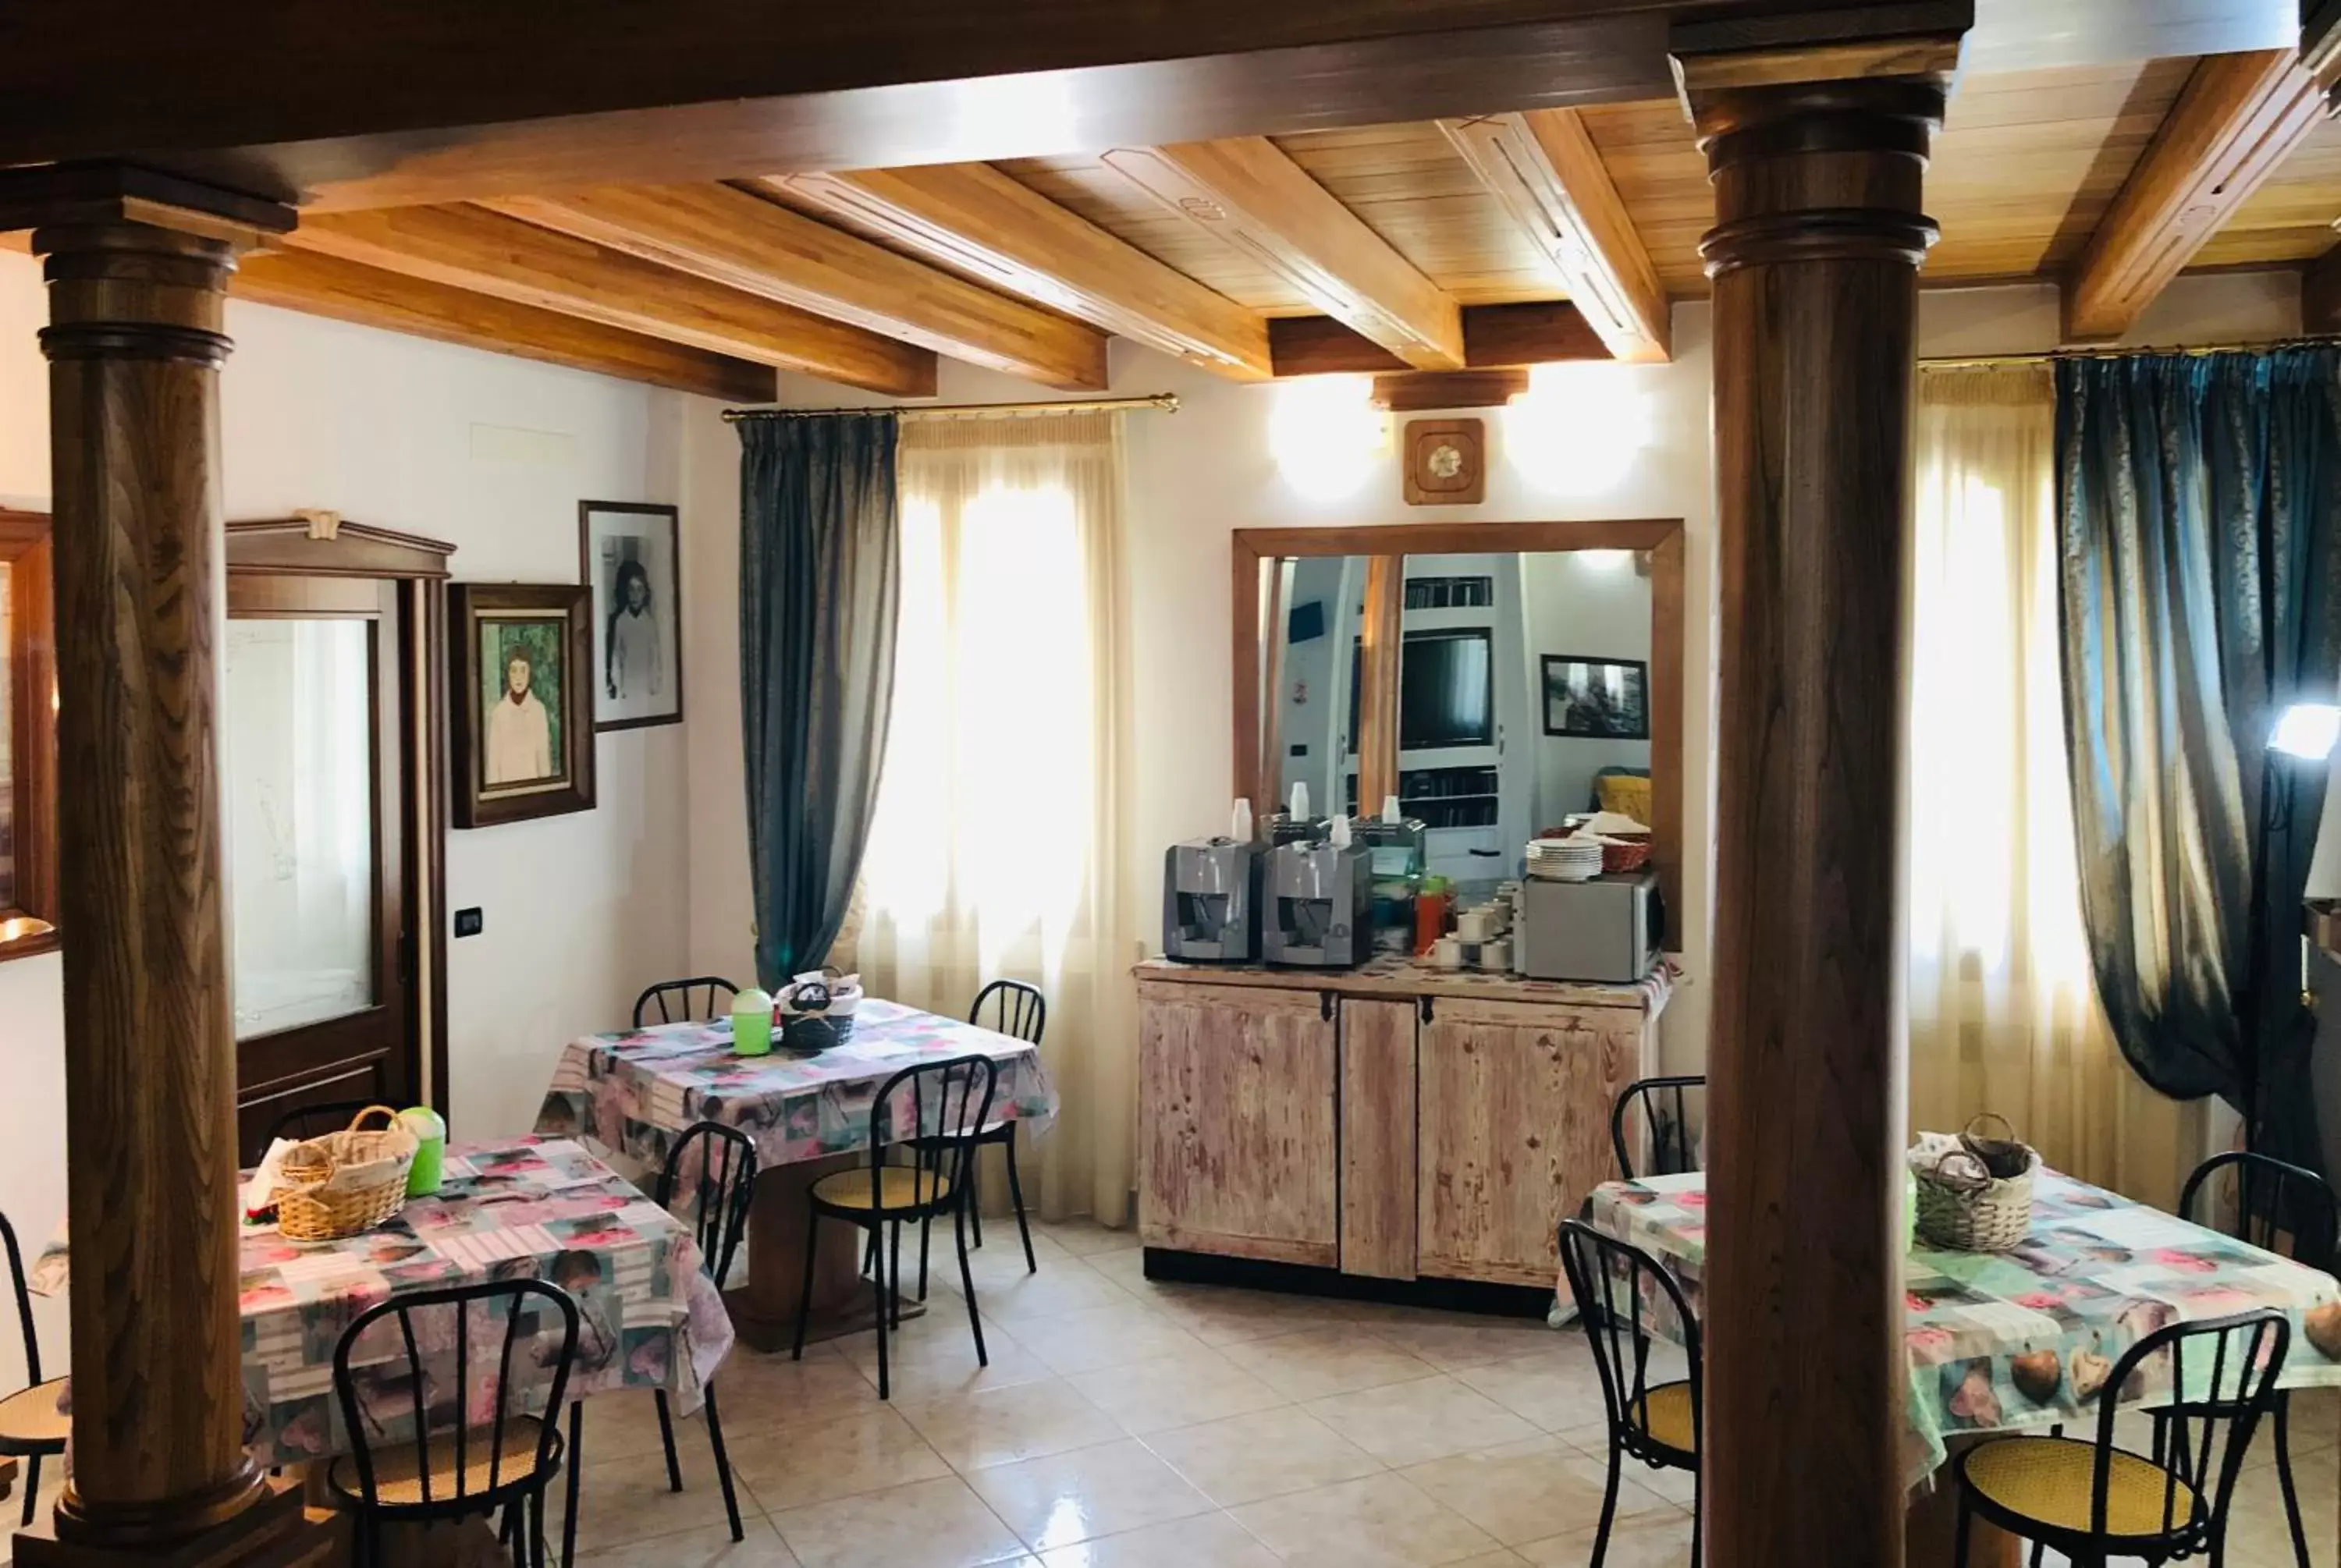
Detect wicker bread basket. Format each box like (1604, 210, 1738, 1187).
(272, 1105, 418, 1242)
(1908, 1115, 2037, 1253)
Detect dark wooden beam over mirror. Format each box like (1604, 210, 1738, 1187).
(0, 1, 2293, 209)
(1231, 519, 1684, 927)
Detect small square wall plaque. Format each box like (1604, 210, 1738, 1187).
(1403, 418, 1485, 506)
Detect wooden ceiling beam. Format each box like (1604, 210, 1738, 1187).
(1268, 301, 1606, 376)
(278, 204, 937, 396)
(230, 248, 776, 403)
(486, 183, 1107, 391)
(0, 2, 2293, 210)
(1100, 137, 1464, 369)
(767, 165, 1274, 381)
(2063, 48, 2330, 340)
(1438, 109, 1671, 363)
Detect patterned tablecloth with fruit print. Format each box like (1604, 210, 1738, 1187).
(1585, 1169, 2341, 1485)
(535, 997, 1058, 1176)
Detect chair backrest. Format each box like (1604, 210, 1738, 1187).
(656, 1122, 758, 1290)
(633, 976, 739, 1029)
(0, 1211, 41, 1390)
(2179, 1150, 2338, 1272)
(869, 1054, 1000, 1215)
(1558, 1218, 1703, 1465)
(333, 1277, 580, 1514)
(267, 1098, 381, 1148)
(2083, 1308, 2288, 1551)
(1611, 1075, 1705, 1183)
(969, 979, 1046, 1045)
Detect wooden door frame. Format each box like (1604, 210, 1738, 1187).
(226, 515, 456, 1119)
(0, 507, 58, 960)
(1233, 517, 1685, 925)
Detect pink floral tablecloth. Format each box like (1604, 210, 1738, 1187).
(535, 997, 1058, 1173)
(1586, 1168, 2341, 1485)
(32, 1137, 733, 1466)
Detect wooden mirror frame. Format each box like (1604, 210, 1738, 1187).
(1233, 518, 1685, 930)
(0, 507, 57, 960)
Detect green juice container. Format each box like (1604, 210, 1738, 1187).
(731, 987, 775, 1056)
(400, 1106, 447, 1197)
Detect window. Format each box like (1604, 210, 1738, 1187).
(0, 508, 56, 958)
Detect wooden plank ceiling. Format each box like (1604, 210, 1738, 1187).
(118, 49, 2341, 397)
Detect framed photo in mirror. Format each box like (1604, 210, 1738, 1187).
(1542, 654, 1650, 740)
(449, 583, 597, 828)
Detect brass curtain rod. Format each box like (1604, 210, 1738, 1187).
(1920, 334, 2341, 371)
(721, 392, 1178, 423)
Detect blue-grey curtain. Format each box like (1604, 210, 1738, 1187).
(738, 413, 899, 991)
(2056, 349, 2341, 1172)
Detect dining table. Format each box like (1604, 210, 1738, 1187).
(33, 1135, 735, 1467)
(535, 995, 1060, 1351)
(1583, 1166, 2341, 1566)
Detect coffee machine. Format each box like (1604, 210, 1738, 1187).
(1163, 837, 1263, 962)
(1261, 837, 1372, 968)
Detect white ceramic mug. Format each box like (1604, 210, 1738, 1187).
(1457, 908, 1494, 943)
(1430, 935, 1463, 970)
(1480, 938, 1512, 973)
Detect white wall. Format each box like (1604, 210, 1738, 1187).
(0, 250, 705, 1385)
(679, 269, 2307, 1097)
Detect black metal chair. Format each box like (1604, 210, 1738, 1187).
(329, 1276, 581, 1568)
(2169, 1151, 2336, 1568)
(957, 980, 1046, 1271)
(1953, 1309, 2289, 1568)
(639, 1121, 754, 1541)
(267, 1098, 383, 1147)
(0, 1211, 66, 1527)
(632, 977, 740, 1029)
(1558, 1218, 1703, 1568)
(794, 1054, 998, 1400)
(1611, 1074, 1705, 1182)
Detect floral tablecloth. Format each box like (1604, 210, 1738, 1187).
(33, 1137, 734, 1466)
(535, 997, 1059, 1175)
(1586, 1169, 2341, 1485)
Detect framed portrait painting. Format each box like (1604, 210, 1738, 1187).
(579, 501, 682, 731)
(449, 584, 596, 828)
(1541, 654, 1651, 740)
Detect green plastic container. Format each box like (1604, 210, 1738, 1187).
(730, 987, 775, 1056)
(400, 1106, 447, 1197)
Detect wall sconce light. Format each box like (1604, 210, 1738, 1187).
(1271, 375, 1387, 501)
(1504, 362, 1656, 496)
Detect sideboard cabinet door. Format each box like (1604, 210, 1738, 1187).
(1138, 981, 1338, 1266)
(1417, 999, 1645, 1287)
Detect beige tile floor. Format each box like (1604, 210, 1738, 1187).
(552, 1219, 2337, 1568)
(0, 1219, 2326, 1566)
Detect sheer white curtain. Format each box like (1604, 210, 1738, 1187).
(854, 410, 1136, 1226)
(1907, 365, 2197, 1209)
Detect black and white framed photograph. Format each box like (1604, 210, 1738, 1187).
(579, 500, 682, 732)
(1541, 654, 1650, 740)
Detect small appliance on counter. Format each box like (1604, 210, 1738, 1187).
(1356, 796, 1426, 956)
(1516, 868, 1662, 983)
(1262, 815, 1372, 968)
(1259, 779, 1325, 848)
(1163, 800, 1265, 962)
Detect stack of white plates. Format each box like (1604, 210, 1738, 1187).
(1525, 837, 1604, 883)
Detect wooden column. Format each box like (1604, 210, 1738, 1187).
(0, 166, 339, 1566)
(1672, 19, 1964, 1568)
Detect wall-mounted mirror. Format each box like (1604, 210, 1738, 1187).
(1235, 520, 1682, 923)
